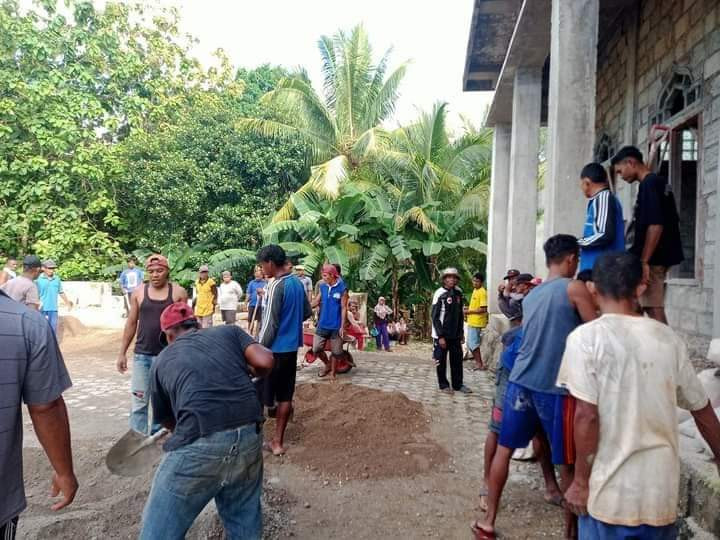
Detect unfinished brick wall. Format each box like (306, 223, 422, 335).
(595, 0, 720, 358)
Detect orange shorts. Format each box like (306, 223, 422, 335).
(640, 265, 667, 308)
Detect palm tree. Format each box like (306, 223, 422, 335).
(237, 25, 408, 220)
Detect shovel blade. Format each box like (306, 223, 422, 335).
(106, 429, 165, 477)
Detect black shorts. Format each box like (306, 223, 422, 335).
(268, 351, 298, 403)
(221, 309, 237, 324)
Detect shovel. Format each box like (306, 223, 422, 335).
(106, 428, 170, 477)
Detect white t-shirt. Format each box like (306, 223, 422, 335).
(557, 314, 708, 527)
(218, 281, 243, 311)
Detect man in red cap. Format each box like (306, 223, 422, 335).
(116, 254, 187, 435)
(139, 302, 274, 539)
(311, 263, 348, 378)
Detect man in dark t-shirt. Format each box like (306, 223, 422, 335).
(140, 302, 274, 540)
(612, 146, 683, 324)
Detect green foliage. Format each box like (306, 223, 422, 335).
(0, 1, 308, 279)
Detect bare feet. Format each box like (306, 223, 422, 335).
(264, 440, 286, 456)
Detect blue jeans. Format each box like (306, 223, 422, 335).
(375, 320, 390, 350)
(140, 424, 263, 540)
(42, 310, 58, 333)
(130, 354, 162, 435)
(579, 515, 677, 539)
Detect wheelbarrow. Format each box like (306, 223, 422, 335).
(303, 330, 355, 374)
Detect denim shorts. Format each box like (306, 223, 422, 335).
(489, 366, 510, 434)
(498, 382, 575, 465)
(466, 326, 484, 351)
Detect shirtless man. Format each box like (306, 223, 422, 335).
(116, 254, 187, 435)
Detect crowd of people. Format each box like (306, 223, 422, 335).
(3, 145, 720, 540)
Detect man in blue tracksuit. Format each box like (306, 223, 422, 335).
(257, 245, 311, 456)
(577, 162, 626, 273)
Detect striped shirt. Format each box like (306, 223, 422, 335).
(258, 273, 311, 353)
(578, 188, 625, 272)
(0, 291, 71, 525)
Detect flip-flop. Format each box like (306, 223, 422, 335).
(544, 493, 564, 507)
(471, 521, 497, 539)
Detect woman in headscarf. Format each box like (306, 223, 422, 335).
(373, 296, 393, 352)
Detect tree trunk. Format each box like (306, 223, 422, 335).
(392, 267, 399, 319)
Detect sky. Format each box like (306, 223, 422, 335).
(168, 0, 493, 131)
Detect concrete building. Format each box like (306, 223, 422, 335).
(465, 0, 720, 362)
(464, 1, 720, 533)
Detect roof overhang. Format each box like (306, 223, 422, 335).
(462, 0, 523, 92)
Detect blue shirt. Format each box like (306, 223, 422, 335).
(509, 278, 581, 395)
(119, 268, 144, 293)
(578, 189, 625, 272)
(500, 326, 523, 372)
(317, 279, 347, 331)
(246, 278, 266, 307)
(258, 274, 312, 353)
(36, 274, 63, 312)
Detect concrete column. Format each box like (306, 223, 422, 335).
(544, 0, 600, 238)
(506, 67, 542, 275)
(487, 123, 512, 313)
(711, 171, 720, 363)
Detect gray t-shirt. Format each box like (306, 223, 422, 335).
(0, 291, 72, 525)
(1, 276, 40, 307)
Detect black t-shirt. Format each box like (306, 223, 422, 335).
(628, 173, 684, 267)
(150, 325, 263, 451)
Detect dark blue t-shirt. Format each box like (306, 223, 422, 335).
(246, 278, 266, 307)
(149, 325, 263, 451)
(500, 326, 523, 371)
(317, 279, 347, 331)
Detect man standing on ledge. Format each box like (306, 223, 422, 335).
(117, 254, 187, 435)
(612, 146, 683, 323)
(431, 267, 471, 394)
(257, 245, 311, 455)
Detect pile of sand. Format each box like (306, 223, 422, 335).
(280, 383, 449, 480)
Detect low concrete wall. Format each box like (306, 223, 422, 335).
(62, 281, 116, 309)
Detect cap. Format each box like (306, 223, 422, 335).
(145, 254, 169, 270)
(503, 269, 520, 280)
(515, 273, 534, 284)
(295, 265, 305, 271)
(23, 255, 42, 268)
(198, 264, 209, 272)
(440, 267, 460, 279)
(42, 259, 57, 269)
(221, 270, 231, 277)
(159, 302, 197, 345)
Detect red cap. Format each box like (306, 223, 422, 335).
(160, 302, 197, 333)
(146, 254, 169, 270)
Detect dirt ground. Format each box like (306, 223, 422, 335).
(18, 323, 564, 539)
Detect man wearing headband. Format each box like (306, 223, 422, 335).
(312, 263, 348, 378)
(116, 254, 188, 435)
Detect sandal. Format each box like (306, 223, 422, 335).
(471, 521, 497, 539)
(544, 493, 564, 507)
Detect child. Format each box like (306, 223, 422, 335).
(558, 253, 720, 538)
(478, 305, 561, 514)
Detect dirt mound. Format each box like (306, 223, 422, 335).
(279, 383, 449, 480)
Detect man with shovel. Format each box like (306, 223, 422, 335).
(138, 302, 274, 539)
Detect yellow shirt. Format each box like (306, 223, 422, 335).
(194, 278, 216, 317)
(467, 287, 488, 328)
